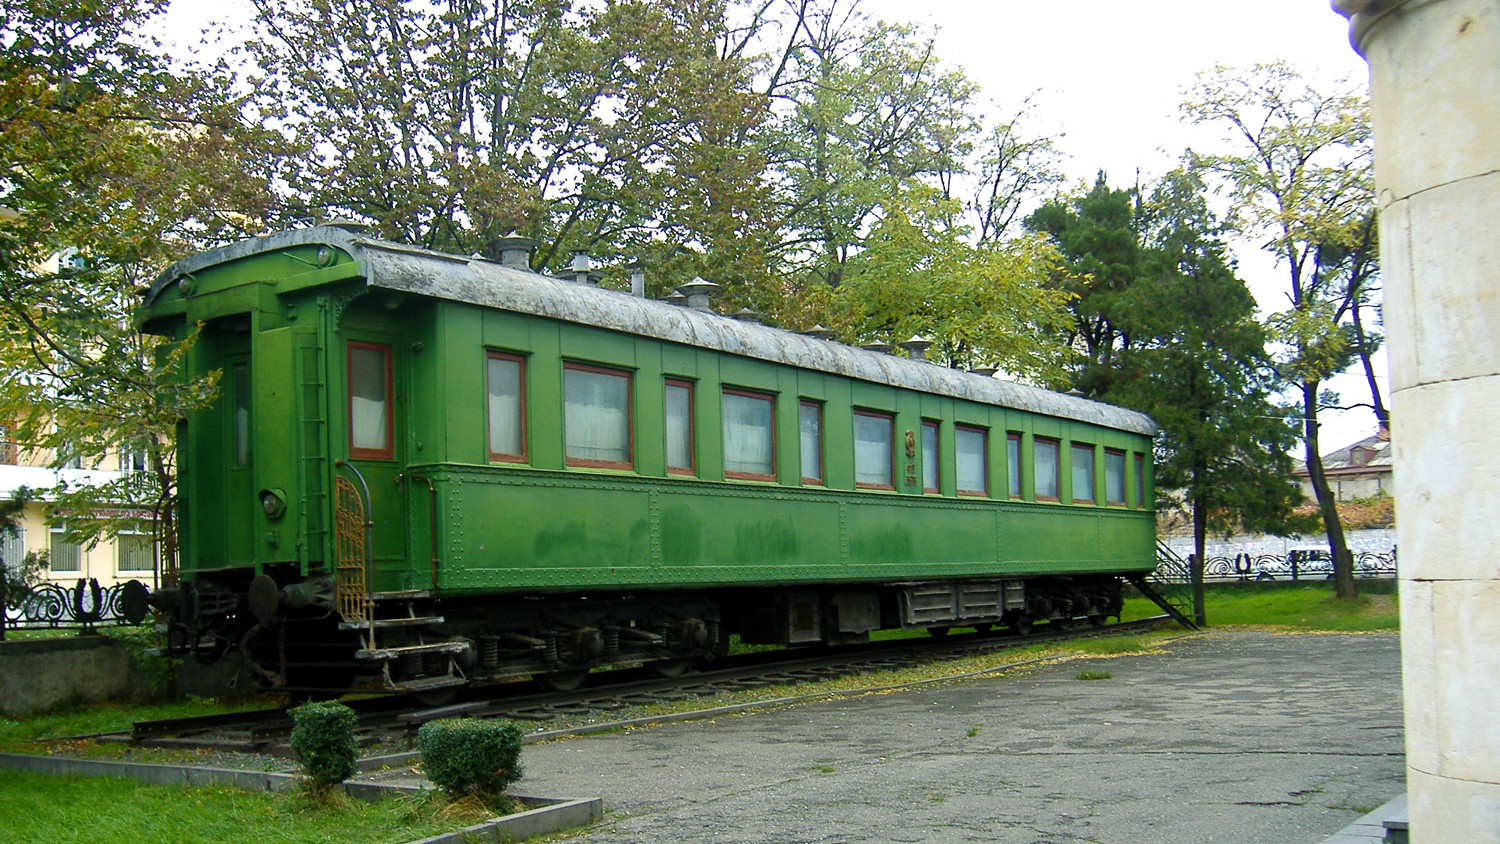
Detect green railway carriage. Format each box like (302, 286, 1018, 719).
(137, 224, 1158, 695)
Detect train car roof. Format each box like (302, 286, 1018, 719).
(150, 226, 1157, 436)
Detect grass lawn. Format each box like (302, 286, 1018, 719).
(1124, 578, 1400, 632)
(0, 770, 474, 844)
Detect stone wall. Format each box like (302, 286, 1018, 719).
(0, 635, 144, 717)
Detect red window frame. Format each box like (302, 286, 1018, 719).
(347, 341, 395, 461)
(799, 400, 824, 485)
(1104, 448, 1127, 506)
(955, 425, 988, 497)
(921, 419, 940, 494)
(486, 351, 527, 463)
(723, 388, 777, 481)
(563, 362, 635, 470)
(853, 409, 895, 490)
(665, 378, 695, 475)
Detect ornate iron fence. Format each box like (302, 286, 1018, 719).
(1, 578, 136, 632)
(1160, 548, 1398, 583)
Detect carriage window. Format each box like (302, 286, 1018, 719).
(799, 401, 823, 485)
(1007, 433, 1022, 498)
(487, 352, 526, 462)
(1134, 453, 1146, 508)
(1034, 438, 1059, 500)
(348, 342, 393, 460)
(564, 364, 633, 469)
(723, 390, 775, 480)
(233, 363, 250, 466)
(1105, 449, 1126, 505)
(955, 426, 987, 496)
(921, 420, 939, 493)
(853, 410, 894, 489)
(665, 379, 694, 474)
(1071, 443, 1095, 504)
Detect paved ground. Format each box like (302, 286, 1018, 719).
(510, 630, 1405, 843)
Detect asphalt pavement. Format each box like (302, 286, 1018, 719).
(511, 630, 1405, 843)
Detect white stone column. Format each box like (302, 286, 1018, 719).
(1334, 1, 1500, 840)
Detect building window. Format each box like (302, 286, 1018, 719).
(233, 363, 251, 466)
(1034, 438, 1060, 500)
(665, 379, 694, 474)
(348, 342, 394, 460)
(58, 441, 82, 470)
(723, 390, 775, 480)
(1134, 453, 1147, 508)
(1071, 443, 1095, 504)
(564, 364, 633, 469)
(0, 420, 16, 465)
(853, 410, 894, 489)
(1007, 433, 1022, 499)
(955, 426, 988, 496)
(49, 524, 81, 574)
(1105, 449, 1126, 505)
(1, 527, 24, 577)
(117, 526, 154, 574)
(487, 352, 526, 462)
(921, 420, 939, 493)
(799, 401, 823, 485)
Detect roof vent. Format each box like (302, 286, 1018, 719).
(322, 219, 371, 234)
(569, 251, 600, 286)
(861, 342, 893, 354)
(486, 232, 538, 269)
(968, 366, 997, 377)
(900, 334, 933, 360)
(731, 307, 763, 324)
(626, 256, 646, 298)
(676, 277, 720, 312)
(663, 290, 688, 306)
(802, 325, 835, 341)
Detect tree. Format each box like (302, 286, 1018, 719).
(1023, 174, 1147, 396)
(0, 0, 277, 576)
(1105, 167, 1303, 624)
(1182, 62, 1375, 599)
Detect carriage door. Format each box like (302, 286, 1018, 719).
(222, 347, 256, 567)
(344, 339, 410, 591)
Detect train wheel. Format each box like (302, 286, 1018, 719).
(1007, 616, 1033, 636)
(1051, 616, 1075, 631)
(537, 669, 589, 692)
(1087, 614, 1107, 628)
(646, 658, 693, 679)
(414, 687, 460, 708)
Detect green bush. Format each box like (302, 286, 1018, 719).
(289, 700, 358, 792)
(418, 718, 524, 800)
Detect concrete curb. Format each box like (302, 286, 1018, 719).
(0, 752, 601, 841)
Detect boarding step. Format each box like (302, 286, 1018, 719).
(388, 674, 467, 693)
(339, 615, 445, 631)
(371, 590, 431, 601)
(355, 641, 470, 661)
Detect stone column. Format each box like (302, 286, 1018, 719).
(1333, 1, 1500, 840)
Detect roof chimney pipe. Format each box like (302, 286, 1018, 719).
(486, 231, 539, 270)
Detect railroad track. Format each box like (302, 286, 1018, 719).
(125, 616, 1174, 756)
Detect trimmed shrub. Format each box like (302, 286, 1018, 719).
(418, 718, 524, 800)
(289, 700, 359, 791)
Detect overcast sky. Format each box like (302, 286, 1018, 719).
(160, 0, 1382, 448)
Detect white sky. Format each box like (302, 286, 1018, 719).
(160, 0, 1383, 449)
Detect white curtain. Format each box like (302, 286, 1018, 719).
(1106, 451, 1126, 504)
(956, 428, 986, 494)
(488, 356, 523, 456)
(921, 423, 938, 490)
(665, 383, 693, 470)
(1034, 440, 1059, 498)
(799, 403, 822, 481)
(1072, 444, 1095, 502)
(565, 368, 630, 463)
(853, 413, 892, 486)
(349, 346, 389, 451)
(723, 392, 774, 476)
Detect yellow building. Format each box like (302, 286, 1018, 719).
(0, 419, 159, 589)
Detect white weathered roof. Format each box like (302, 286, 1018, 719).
(151, 227, 1157, 436)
